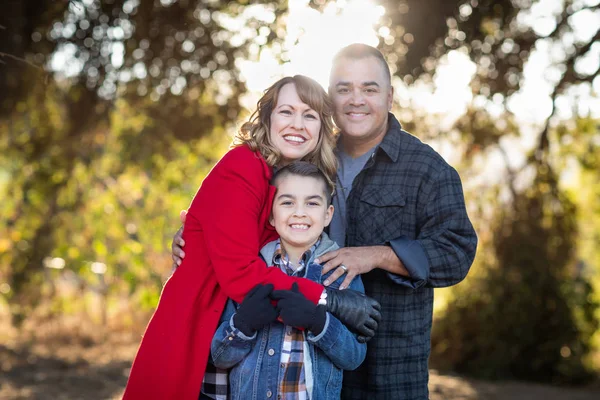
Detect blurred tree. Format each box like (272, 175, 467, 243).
(0, 0, 283, 324)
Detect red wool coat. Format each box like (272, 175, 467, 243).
(123, 145, 324, 400)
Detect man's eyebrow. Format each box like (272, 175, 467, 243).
(335, 81, 380, 87)
(362, 81, 380, 87)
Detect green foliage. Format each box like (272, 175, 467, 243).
(431, 163, 599, 383)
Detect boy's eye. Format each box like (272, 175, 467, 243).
(281, 201, 293, 206)
(307, 201, 320, 206)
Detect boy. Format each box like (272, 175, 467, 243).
(210, 161, 367, 400)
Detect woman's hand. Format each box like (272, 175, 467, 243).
(171, 210, 188, 272)
(325, 288, 381, 343)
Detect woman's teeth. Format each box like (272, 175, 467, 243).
(284, 135, 306, 143)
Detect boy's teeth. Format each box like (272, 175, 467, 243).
(291, 224, 309, 229)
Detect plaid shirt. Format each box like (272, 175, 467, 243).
(339, 114, 478, 400)
(273, 239, 319, 400)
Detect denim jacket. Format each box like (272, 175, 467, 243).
(210, 233, 367, 400)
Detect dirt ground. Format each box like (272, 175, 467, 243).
(1, 330, 599, 400)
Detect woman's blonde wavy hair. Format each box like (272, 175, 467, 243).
(233, 75, 338, 186)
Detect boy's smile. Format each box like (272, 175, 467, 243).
(270, 175, 334, 264)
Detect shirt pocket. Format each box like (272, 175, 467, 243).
(357, 186, 406, 243)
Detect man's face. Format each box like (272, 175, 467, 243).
(270, 175, 333, 252)
(329, 56, 393, 142)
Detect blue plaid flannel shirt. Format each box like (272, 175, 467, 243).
(339, 113, 478, 400)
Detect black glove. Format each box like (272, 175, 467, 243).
(325, 287, 381, 342)
(233, 284, 279, 336)
(271, 283, 327, 335)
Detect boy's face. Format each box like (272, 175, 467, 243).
(270, 175, 334, 252)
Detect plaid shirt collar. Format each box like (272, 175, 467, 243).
(336, 113, 404, 163)
(272, 238, 320, 276)
(377, 113, 404, 163)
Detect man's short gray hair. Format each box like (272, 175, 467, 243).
(330, 43, 391, 85)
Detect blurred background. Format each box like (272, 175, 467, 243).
(1, 0, 599, 399)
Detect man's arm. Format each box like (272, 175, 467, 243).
(387, 166, 477, 288)
(320, 167, 477, 290)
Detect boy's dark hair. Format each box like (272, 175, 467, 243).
(330, 43, 391, 86)
(272, 161, 334, 205)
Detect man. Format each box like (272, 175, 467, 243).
(173, 44, 477, 399)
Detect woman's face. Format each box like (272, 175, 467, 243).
(269, 83, 321, 165)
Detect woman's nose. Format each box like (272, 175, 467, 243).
(291, 113, 305, 129)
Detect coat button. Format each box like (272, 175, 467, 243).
(268, 348, 275, 356)
(266, 390, 273, 397)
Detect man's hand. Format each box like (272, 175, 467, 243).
(317, 246, 381, 290)
(171, 210, 188, 272)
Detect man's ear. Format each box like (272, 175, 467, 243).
(324, 205, 334, 227)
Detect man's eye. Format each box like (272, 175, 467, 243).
(337, 88, 349, 94)
(365, 88, 377, 93)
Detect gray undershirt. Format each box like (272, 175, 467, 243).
(329, 145, 378, 247)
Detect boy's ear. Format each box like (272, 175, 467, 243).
(269, 213, 275, 227)
(324, 205, 334, 227)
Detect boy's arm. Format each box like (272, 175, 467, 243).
(306, 276, 367, 370)
(210, 300, 257, 369)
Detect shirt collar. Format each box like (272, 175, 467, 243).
(376, 113, 403, 163)
(272, 238, 321, 274)
(336, 113, 404, 163)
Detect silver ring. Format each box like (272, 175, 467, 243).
(340, 265, 348, 273)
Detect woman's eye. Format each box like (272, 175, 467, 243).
(305, 113, 318, 120)
(280, 109, 292, 115)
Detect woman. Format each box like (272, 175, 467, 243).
(123, 76, 380, 400)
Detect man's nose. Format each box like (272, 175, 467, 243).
(349, 89, 366, 106)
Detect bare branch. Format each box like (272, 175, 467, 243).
(0, 52, 42, 70)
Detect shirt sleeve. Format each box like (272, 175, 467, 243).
(187, 148, 324, 304)
(387, 166, 478, 288)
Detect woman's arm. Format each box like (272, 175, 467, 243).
(186, 147, 324, 304)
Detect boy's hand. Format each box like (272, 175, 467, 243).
(233, 284, 279, 336)
(171, 210, 187, 272)
(271, 283, 327, 335)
